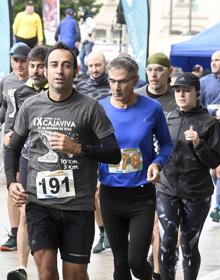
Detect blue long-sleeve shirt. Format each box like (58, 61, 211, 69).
(200, 73, 220, 116)
(99, 95, 173, 188)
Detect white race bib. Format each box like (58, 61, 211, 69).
(109, 148, 143, 173)
(207, 104, 220, 109)
(36, 170, 75, 199)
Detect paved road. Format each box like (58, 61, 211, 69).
(0, 167, 219, 279)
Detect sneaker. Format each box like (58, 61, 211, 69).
(92, 233, 105, 253)
(153, 272, 161, 280)
(0, 235, 17, 251)
(210, 207, 220, 222)
(7, 269, 27, 280)
(103, 232, 110, 249)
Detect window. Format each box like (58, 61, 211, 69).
(95, 29, 107, 43)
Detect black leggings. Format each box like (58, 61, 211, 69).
(157, 191, 211, 280)
(100, 185, 156, 280)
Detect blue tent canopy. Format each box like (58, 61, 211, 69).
(170, 22, 220, 72)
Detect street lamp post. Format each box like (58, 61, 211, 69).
(169, 0, 173, 34)
(188, 0, 192, 34)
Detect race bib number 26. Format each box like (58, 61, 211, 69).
(36, 170, 75, 199)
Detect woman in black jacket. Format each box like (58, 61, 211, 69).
(156, 73, 220, 280)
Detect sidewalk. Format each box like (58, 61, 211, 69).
(0, 167, 219, 279)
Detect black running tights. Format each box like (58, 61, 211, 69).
(157, 191, 211, 280)
(100, 185, 155, 280)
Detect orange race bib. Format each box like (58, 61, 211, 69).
(109, 148, 143, 173)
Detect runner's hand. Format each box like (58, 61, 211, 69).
(49, 132, 81, 155)
(3, 131, 13, 146)
(216, 109, 220, 120)
(8, 183, 28, 207)
(147, 163, 160, 184)
(184, 126, 200, 147)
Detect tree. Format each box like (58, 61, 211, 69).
(11, 0, 42, 19)
(11, 0, 102, 21)
(59, 0, 102, 20)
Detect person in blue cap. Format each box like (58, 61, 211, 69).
(0, 44, 30, 254)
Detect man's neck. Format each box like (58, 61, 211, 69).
(89, 73, 108, 87)
(48, 88, 73, 102)
(147, 84, 168, 95)
(34, 83, 47, 91)
(216, 73, 220, 80)
(15, 74, 28, 81)
(110, 93, 137, 109)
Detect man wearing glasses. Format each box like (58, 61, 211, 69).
(136, 52, 176, 280)
(98, 56, 172, 280)
(136, 52, 176, 116)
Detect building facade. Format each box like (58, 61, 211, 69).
(94, 0, 220, 55)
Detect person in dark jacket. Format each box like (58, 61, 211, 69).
(76, 51, 110, 100)
(76, 50, 111, 255)
(156, 72, 220, 280)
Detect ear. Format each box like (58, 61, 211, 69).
(168, 67, 173, 75)
(44, 67, 47, 78)
(134, 75, 139, 84)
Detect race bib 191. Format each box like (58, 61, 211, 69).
(36, 170, 75, 199)
(108, 148, 143, 173)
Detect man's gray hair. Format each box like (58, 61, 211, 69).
(107, 56, 139, 77)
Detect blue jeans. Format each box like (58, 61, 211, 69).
(79, 41, 94, 74)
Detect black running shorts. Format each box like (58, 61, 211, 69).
(26, 203, 95, 264)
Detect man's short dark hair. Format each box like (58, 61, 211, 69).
(44, 42, 77, 71)
(192, 64, 203, 72)
(65, 8, 74, 16)
(26, 0, 34, 6)
(28, 46, 49, 62)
